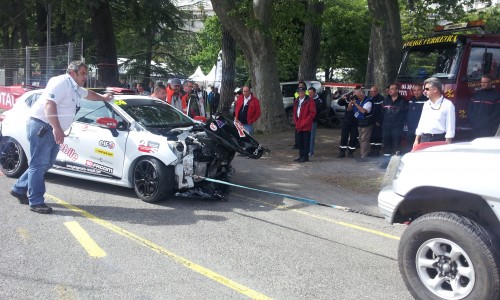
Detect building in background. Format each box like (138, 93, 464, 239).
(176, 0, 215, 32)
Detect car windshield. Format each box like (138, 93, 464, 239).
(398, 43, 463, 82)
(119, 101, 194, 127)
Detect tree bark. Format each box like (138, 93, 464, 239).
(365, 0, 402, 89)
(220, 26, 236, 116)
(89, 1, 119, 87)
(210, 0, 286, 132)
(298, 0, 324, 81)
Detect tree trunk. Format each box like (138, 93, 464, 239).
(220, 26, 236, 117)
(89, 1, 119, 87)
(365, 0, 402, 89)
(211, 0, 286, 132)
(298, 0, 324, 81)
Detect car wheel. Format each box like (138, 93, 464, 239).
(286, 109, 295, 127)
(133, 157, 174, 203)
(398, 212, 500, 300)
(0, 137, 28, 178)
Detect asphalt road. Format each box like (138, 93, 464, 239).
(0, 154, 412, 300)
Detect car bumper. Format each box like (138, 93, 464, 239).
(378, 184, 404, 224)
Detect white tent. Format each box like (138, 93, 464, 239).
(205, 65, 219, 87)
(188, 66, 206, 82)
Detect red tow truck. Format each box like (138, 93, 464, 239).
(396, 20, 500, 139)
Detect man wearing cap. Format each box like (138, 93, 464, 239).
(166, 78, 186, 113)
(293, 87, 316, 163)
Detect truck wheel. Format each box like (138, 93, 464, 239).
(0, 137, 28, 178)
(398, 212, 500, 300)
(133, 157, 175, 203)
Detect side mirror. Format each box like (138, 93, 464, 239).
(96, 117, 119, 137)
(96, 117, 118, 129)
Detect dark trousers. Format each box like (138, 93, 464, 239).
(340, 121, 358, 152)
(405, 131, 416, 154)
(382, 126, 403, 155)
(297, 131, 311, 159)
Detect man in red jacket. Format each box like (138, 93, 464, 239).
(234, 86, 261, 134)
(293, 87, 316, 163)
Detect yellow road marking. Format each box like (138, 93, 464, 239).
(47, 194, 272, 300)
(64, 221, 107, 258)
(238, 193, 400, 241)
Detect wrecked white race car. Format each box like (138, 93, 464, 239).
(0, 91, 267, 202)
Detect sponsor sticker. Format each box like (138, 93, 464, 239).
(138, 140, 160, 153)
(114, 99, 127, 106)
(86, 160, 113, 174)
(60, 144, 78, 161)
(94, 148, 114, 157)
(234, 120, 245, 138)
(210, 123, 217, 131)
(99, 140, 116, 149)
(216, 120, 225, 128)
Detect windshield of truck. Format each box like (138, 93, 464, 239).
(398, 44, 462, 82)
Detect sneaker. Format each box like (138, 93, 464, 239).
(30, 204, 53, 214)
(10, 190, 29, 205)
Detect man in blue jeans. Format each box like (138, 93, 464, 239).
(10, 61, 112, 214)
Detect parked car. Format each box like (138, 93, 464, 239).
(0, 90, 267, 203)
(378, 138, 500, 300)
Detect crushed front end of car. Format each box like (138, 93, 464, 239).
(172, 115, 268, 200)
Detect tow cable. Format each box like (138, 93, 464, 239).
(194, 175, 384, 219)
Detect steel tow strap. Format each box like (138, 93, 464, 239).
(194, 175, 383, 219)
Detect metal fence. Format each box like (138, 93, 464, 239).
(0, 42, 83, 87)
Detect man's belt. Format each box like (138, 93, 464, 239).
(30, 117, 51, 126)
(422, 132, 445, 137)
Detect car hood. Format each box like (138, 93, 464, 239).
(203, 116, 267, 159)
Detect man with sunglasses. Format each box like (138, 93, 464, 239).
(414, 77, 455, 146)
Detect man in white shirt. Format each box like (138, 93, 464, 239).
(10, 61, 112, 214)
(414, 77, 455, 146)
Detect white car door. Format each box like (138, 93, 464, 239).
(54, 99, 128, 179)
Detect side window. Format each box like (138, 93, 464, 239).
(487, 48, 500, 79)
(75, 99, 125, 127)
(467, 47, 486, 79)
(282, 84, 296, 98)
(25, 93, 41, 107)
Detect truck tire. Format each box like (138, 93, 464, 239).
(398, 212, 500, 300)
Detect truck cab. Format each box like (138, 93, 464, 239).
(397, 20, 500, 139)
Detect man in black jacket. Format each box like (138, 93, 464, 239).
(382, 84, 408, 157)
(336, 86, 361, 158)
(405, 84, 427, 153)
(368, 86, 384, 157)
(468, 74, 500, 138)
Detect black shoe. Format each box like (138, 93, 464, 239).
(293, 157, 301, 162)
(347, 152, 354, 158)
(336, 152, 345, 158)
(299, 157, 309, 163)
(10, 190, 29, 205)
(30, 204, 53, 214)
